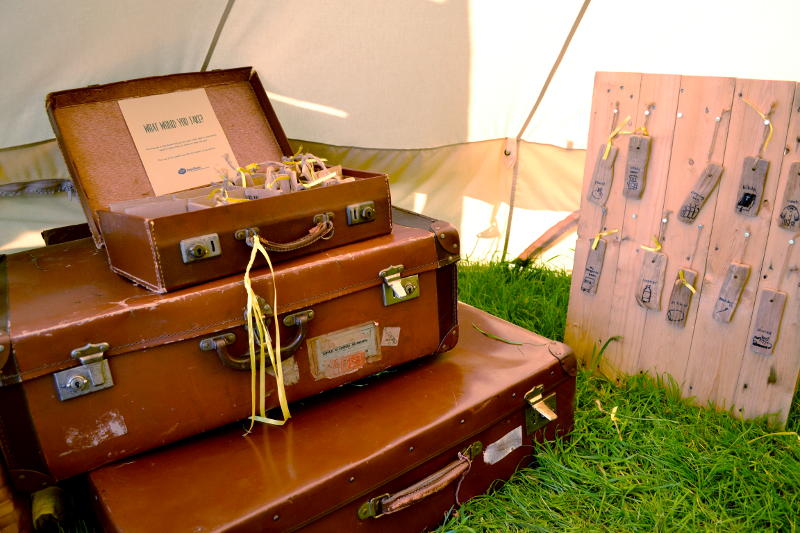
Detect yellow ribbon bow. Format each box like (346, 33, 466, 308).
(678, 269, 696, 294)
(592, 229, 619, 250)
(603, 115, 632, 160)
(640, 235, 662, 253)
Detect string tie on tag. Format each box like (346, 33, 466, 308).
(592, 229, 618, 250)
(603, 115, 632, 160)
(741, 97, 775, 156)
(640, 235, 662, 252)
(678, 269, 696, 294)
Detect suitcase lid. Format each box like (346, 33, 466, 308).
(46, 67, 292, 247)
(87, 302, 575, 533)
(2, 219, 458, 385)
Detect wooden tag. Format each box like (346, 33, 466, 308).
(587, 145, 618, 206)
(748, 288, 787, 355)
(579, 238, 606, 295)
(777, 161, 800, 230)
(623, 135, 651, 198)
(635, 250, 667, 310)
(665, 268, 697, 328)
(678, 163, 724, 223)
(735, 157, 769, 217)
(712, 262, 750, 322)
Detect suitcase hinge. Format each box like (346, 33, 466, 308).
(53, 342, 114, 401)
(379, 265, 420, 306)
(524, 384, 558, 434)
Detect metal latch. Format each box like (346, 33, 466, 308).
(179, 233, 222, 264)
(379, 265, 420, 306)
(53, 342, 114, 401)
(524, 384, 558, 434)
(346, 201, 376, 225)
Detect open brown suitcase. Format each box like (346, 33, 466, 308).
(87, 302, 576, 533)
(0, 207, 459, 491)
(46, 67, 392, 293)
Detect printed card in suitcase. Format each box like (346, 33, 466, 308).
(0, 208, 459, 491)
(46, 67, 392, 293)
(87, 302, 576, 533)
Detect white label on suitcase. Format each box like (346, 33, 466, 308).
(307, 322, 381, 380)
(380, 327, 401, 347)
(483, 426, 523, 465)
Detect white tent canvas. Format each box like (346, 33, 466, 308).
(2, 0, 799, 264)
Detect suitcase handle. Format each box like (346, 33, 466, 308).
(235, 213, 335, 252)
(357, 441, 483, 520)
(199, 310, 314, 370)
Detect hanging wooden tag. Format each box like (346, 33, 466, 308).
(635, 250, 667, 310)
(579, 238, 606, 295)
(735, 157, 769, 217)
(712, 262, 750, 322)
(665, 268, 697, 328)
(749, 288, 787, 355)
(623, 135, 651, 198)
(678, 163, 724, 223)
(587, 145, 618, 206)
(777, 161, 800, 230)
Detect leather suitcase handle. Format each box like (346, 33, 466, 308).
(238, 213, 335, 252)
(200, 310, 314, 370)
(358, 441, 482, 520)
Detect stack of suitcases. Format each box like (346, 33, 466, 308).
(0, 68, 576, 532)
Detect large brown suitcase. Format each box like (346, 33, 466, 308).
(0, 208, 459, 491)
(47, 67, 392, 293)
(87, 302, 576, 533)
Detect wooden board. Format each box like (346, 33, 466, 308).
(566, 73, 800, 427)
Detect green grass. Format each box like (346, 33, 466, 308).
(437, 260, 800, 533)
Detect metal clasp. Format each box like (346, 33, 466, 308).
(524, 384, 558, 434)
(53, 342, 114, 401)
(379, 265, 420, 306)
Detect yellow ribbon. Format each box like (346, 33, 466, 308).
(236, 163, 261, 187)
(603, 115, 632, 160)
(741, 97, 774, 155)
(207, 187, 249, 204)
(592, 229, 618, 250)
(635, 126, 649, 137)
(678, 269, 696, 294)
(243, 237, 290, 432)
(640, 235, 662, 252)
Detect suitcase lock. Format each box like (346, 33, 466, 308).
(524, 385, 558, 434)
(379, 265, 420, 306)
(53, 342, 114, 401)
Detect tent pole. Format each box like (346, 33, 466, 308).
(201, 0, 237, 71)
(500, 0, 592, 260)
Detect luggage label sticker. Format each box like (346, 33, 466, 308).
(483, 426, 523, 465)
(306, 322, 381, 380)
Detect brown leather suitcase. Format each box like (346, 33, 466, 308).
(87, 302, 576, 533)
(0, 208, 459, 492)
(47, 67, 392, 293)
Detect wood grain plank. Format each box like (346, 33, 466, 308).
(637, 76, 737, 379)
(601, 73, 680, 380)
(682, 78, 795, 407)
(566, 72, 642, 366)
(732, 82, 800, 426)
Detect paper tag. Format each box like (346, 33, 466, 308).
(380, 327, 401, 347)
(623, 135, 651, 198)
(265, 356, 300, 387)
(735, 157, 769, 217)
(118, 89, 239, 195)
(483, 426, 523, 465)
(749, 288, 787, 355)
(665, 268, 697, 327)
(778, 162, 800, 230)
(307, 322, 380, 380)
(635, 251, 667, 310)
(712, 262, 751, 322)
(580, 238, 606, 295)
(678, 163, 724, 223)
(587, 145, 617, 206)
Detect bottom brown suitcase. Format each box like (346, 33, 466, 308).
(88, 303, 577, 532)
